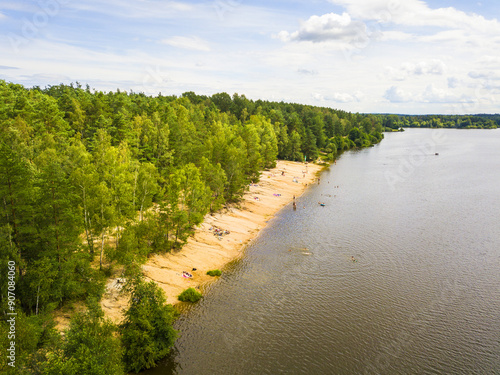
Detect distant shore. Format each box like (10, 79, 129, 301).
(100, 160, 323, 323)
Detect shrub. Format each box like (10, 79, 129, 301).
(178, 287, 202, 303)
(206, 269, 222, 277)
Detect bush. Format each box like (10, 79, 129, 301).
(206, 269, 222, 277)
(178, 287, 202, 302)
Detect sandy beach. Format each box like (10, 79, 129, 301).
(100, 160, 323, 324)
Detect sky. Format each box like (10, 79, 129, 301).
(1, 0, 500, 114)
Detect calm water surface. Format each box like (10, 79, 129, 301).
(146, 128, 500, 374)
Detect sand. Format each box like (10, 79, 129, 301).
(101, 160, 323, 324)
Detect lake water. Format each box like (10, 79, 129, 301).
(146, 128, 500, 374)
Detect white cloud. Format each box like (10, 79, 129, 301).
(385, 60, 447, 81)
(384, 86, 412, 102)
(297, 68, 318, 75)
(0, 2, 39, 13)
(66, 0, 193, 19)
(161, 36, 210, 52)
(277, 12, 368, 44)
(21, 72, 73, 83)
(468, 71, 500, 80)
(3, 0, 500, 114)
(448, 77, 460, 89)
(384, 84, 475, 104)
(314, 91, 362, 103)
(420, 84, 459, 103)
(419, 30, 467, 44)
(384, 67, 406, 81)
(379, 31, 413, 42)
(328, 0, 500, 32)
(413, 60, 446, 75)
(263, 44, 317, 69)
(329, 92, 357, 102)
(477, 55, 500, 67)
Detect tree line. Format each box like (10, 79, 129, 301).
(0, 80, 383, 373)
(381, 113, 499, 130)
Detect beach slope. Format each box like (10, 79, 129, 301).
(101, 161, 322, 323)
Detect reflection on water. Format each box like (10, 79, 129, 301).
(145, 129, 500, 375)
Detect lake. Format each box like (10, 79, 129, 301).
(146, 128, 500, 374)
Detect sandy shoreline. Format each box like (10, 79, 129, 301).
(101, 160, 323, 324)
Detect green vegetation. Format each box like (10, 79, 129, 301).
(0, 298, 125, 374)
(206, 269, 222, 276)
(0, 79, 384, 372)
(0, 309, 60, 374)
(381, 113, 499, 130)
(2, 78, 493, 372)
(44, 301, 125, 375)
(178, 288, 203, 303)
(121, 281, 178, 373)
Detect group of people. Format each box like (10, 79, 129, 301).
(209, 226, 230, 238)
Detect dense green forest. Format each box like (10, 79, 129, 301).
(0, 80, 383, 374)
(381, 113, 499, 129)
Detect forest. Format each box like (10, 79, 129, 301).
(0, 80, 384, 374)
(382, 113, 499, 129)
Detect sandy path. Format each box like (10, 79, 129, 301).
(101, 160, 323, 324)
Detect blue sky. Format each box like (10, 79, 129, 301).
(1, 0, 499, 114)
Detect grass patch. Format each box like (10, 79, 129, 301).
(206, 269, 222, 277)
(178, 287, 202, 303)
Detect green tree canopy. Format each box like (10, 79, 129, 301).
(121, 281, 178, 373)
